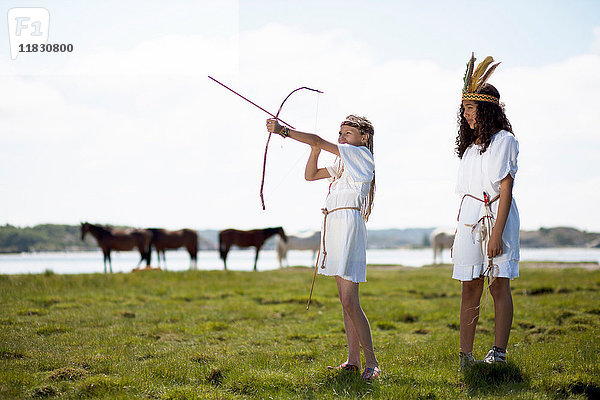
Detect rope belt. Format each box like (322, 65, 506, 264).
(306, 206, 360, 311)
(457, 193, 499, 221)
(317, 207, 361, 269)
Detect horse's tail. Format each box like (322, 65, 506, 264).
(189, 230, 198, 262)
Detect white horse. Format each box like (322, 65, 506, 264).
(276, 231, 321, 268)
(431, 228, 455, 264)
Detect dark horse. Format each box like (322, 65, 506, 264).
(148, 228, 198, 270)
(219, 227, 286, 271)
(81, 222, 152, 273)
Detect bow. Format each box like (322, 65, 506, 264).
(208, 76, 322, 209)
(259, 86, 323, 210)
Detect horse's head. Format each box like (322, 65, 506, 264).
(277, 226, 287, 242)
(80, 222, 90, 241)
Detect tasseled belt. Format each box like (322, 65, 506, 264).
(457, 192, 501, 282)
(457, 193, 499, 222)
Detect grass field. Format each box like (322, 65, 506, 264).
(1, 263, 599, 399)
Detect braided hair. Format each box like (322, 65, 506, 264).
(340, 115, 376, 222)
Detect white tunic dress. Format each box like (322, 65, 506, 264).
(452, 130, 520, 281)
(316, 144, 374, 283)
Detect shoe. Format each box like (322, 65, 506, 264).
(459, 351, 476, 371)
(361, 366, 381, 381)
(327, 362, 359, 372)
(482, 347, 506, 364)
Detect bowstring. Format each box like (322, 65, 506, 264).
(265, 91, 322, 197)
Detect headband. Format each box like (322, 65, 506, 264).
(462, 53, 501, 104)
(341, 115, 374, 136)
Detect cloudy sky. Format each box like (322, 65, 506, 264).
(1, 0, 599, 233)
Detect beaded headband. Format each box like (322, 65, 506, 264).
(462, 53, 501, 104)
(341, 115, 374, 136)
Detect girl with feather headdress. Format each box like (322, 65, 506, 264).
(452, 53, 520, 370)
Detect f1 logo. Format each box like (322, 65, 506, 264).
(7, 8, 50, 60)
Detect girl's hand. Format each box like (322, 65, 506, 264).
(266, 118, 282, 134)
(487, 230, 503, 258)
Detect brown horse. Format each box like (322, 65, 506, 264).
(148, 228, 198, 270)
(81, 222, 152, 273)
(219, 227, 286, 271)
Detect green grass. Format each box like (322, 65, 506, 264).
(1, 265, 599, 399)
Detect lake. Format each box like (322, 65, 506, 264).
(1, 248, 599, 275)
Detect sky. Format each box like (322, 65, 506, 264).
(1, 0, 599, 233)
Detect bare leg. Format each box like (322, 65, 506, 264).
(336, 278, 361, 368)
(459, 278, 484, 353)
(489, 278, 513, 349)
(336, 276, 378, 368)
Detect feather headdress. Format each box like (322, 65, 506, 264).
(462, 52, 501, 104)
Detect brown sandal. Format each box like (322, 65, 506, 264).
(327, 362, 359, 371)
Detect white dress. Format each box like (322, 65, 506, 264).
(452, 130, 520, 281)
(316, 144, 374, 283)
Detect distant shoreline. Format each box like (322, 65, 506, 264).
(368, 261, 600, 271)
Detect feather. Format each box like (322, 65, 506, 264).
(463, 52, 475, 92)
(469, 56, 494, 92)
(476, 62, 501, 91)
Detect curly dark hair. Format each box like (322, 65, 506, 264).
(455, 84, 513, 158)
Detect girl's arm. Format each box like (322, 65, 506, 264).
(266, 119, 339, 156)
(305, 146, 331, 181)
(488, 174, 513, 258)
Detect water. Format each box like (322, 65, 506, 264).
(0, 248, 598, 275)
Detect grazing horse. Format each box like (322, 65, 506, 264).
(431, 228, 456, 264)
(148, 228, 198, 270)
(219, 227, 287, 271)
(276, 231, 320, 268)
(80, 222, 152, 273)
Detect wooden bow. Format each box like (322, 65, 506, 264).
(260, 86, 323, 210)
(208, 76, 322, 209)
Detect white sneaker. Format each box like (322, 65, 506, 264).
(482, 347, 506, 364)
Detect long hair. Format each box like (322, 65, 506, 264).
(455, 84, 513, 158)
(340, 115, 375, 222)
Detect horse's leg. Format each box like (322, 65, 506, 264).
(189, 236, 198, 270)
(161, 251, 167, 271)
(189, 248, 197, 270)
(145, 243, 152, 267)
(186, 245, 194, 270)
(135, 250, 144, 268)
(219, 241, 229, 270)
(276, 242, 283, 268)
(103, 250, 108, 274)
(253, 245, 261, 271)
(155, 248, 161, 269)
(107, 251, 113, 273)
